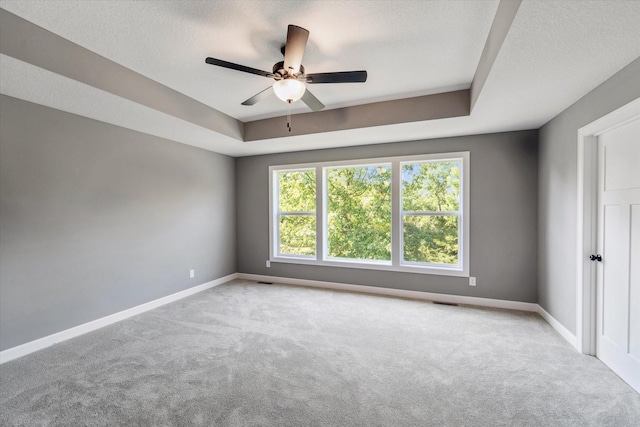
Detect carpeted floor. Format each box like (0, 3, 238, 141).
(1, 279, 639, 426)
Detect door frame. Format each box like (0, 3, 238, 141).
(576, 96, 640, 355)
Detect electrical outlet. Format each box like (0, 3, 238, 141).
(189, 269, 195, 279)
(469, 277, 476, 287)
(266, 260, 271, 268)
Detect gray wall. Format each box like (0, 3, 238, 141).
(0, 95, 236, 350)
(538, 57, 640, 334)
(237, 130, 538, 302)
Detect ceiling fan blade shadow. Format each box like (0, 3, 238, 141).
(283, 25, 309, 74)
(306, 70, 367, 84)
(241, 86, 274, 106)
(301, 88, 325, 112)
(205, 57, 274, 78)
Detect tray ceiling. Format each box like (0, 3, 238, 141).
(1, 0, 639, 156)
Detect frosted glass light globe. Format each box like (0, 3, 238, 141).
(273, 79, 306, 103)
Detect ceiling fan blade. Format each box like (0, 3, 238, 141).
(283, 25, 309, 75)
(205, 57, 273, 78)
(301, 88, 325, 112)
(306, 70, 368, 84)
(241, 86, 274, 106)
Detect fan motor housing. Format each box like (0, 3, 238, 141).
(272, 61, 305, 80)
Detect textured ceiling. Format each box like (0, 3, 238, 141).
(1, 0, 639, 157)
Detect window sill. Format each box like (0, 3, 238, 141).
(270, 256, 468, 277)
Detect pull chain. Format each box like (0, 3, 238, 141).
(287, 100, 292, 132)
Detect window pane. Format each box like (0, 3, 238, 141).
(402, 161, 460, 212)
(327, 165, 391, 261)
(278, 170, 315, 212)
(279, 215, 316, 256)
(403, 215, 458, 265)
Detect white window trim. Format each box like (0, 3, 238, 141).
(271, 167, 317, 259)
(269, 152, 470, 277)
(399, 157, 465, 271)
(323, 160, 393, 265)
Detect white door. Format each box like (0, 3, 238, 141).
(596, 115, 640, 393)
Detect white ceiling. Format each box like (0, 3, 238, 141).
(1, 0, 639, 157)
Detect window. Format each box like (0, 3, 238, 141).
(274, 169, 316, 257)
(401, 160, 461, 268)
(270, 152, 469, 276)
(326, 164, 391, 262)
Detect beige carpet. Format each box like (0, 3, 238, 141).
(1, 279, 639, 426)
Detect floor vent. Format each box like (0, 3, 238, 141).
(433, 301, 459, 306)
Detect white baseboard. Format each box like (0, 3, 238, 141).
(536, 305, 578, 349)
(236, 273, 539, 312)
(0, 273, 237, 364)
(1, 272, 579, 364)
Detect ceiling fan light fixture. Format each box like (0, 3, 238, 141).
(206, 24, 365, 112)
(273, 79, 306, 103)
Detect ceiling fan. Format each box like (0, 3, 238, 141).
(205, 25, 367, 113)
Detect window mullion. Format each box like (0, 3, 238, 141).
(271, 169, 277, 260)
(316, 165, 323, 262)
(279, 211, 315, 216)
(402, 211, 460, 216)
(391, 159, 401, 267)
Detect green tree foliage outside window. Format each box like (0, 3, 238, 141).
(326, 165, 392, 261)
(402, 161, 460, 265)
(274, 156, 464, 271)
(278, 170, 315, 256)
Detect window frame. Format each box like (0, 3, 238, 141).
(269, 151, 470, 277)
(271, 167, 317, 259)
(400, 158, 464, 271)
(323, 161, 393, 264)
